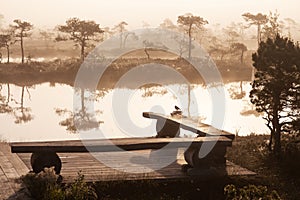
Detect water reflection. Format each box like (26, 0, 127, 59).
(0, 84, 13, 114)
(140, 84, 168, 97)
(0, 82, 269, 142)
(228, 81, 246, 99)
(13, 86, 34, 124)
(0, 84, 34, 123)
(55, 88, 103, 133)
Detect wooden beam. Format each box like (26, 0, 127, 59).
(143, 112, 235, 140)
(11, 136, 232, 153)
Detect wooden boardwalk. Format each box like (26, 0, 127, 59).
(0, 142, 30, 200)
(17, 149, 254, 183)
(1, 141, 255, 199)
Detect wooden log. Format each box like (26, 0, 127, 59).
(184, 146, 227, 169)
(31, 151, 62, 174)
(156, 118, 180, 138)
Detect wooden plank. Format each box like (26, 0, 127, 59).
(11, 136, 232, 153)
(0, 142, 29, 199)
(143, 112, 235, 140)
(16, 151, 256, 183)
(0, 142, 29, 176)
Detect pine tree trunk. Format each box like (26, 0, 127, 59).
(81, 89, 85, 114)
(268, 130, 273, 151)
(144, 48, 150, 59)
(6, 84, 10, 104)
(257, 24, 261, 47)
(273, 99, 281, 155)
(188, 84, 191, 117)
(21, 34, 24, 64)
(21, 86, 25, 111)
(241, 50, 244, 64)
(81, 41, 85, 61)
(6, 45, 10, 63)
(120, 33, 123, 48)
(188, 24, 192, 60)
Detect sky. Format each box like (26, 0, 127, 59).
(1, 0, 300, 30)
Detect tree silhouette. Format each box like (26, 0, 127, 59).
(13, 86, 33, 124)
(223, 24, 240, 45)
(0, 29, 14, 63)
(113, 21, 128, 48)
(55, 89, 103, 133)
(284, 18, 297, 38)
(208, 43, 230, 61)
(159, 18, 177, 30)
(39, 29, 55, 49)
(142, 40, 153, 59)
(122, 32, 138, 49)
(10, 19, 33, 63)
(242, 13, 268, 47)
(0, 84, 13, 114)
(228, 81, 246, 100)
(177, 13, 208, 59)
(262, 11, 283, 41)
(250, 35, 300, 155)
(230, 42, 248, 64)
(56, 18, 104, 60)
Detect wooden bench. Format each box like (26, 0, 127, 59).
(143, 112, 235, 140)
(143, 112, 235, 172)
(10, 112, 235, 176)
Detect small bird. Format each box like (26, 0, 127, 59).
(171, 105, 182, 118)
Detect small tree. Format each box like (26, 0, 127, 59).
(0, 34, 11, 63)
(223, 24, 241, 45)
(112, 21, 128, 48)
(230, 42, 248, 64)
(250, 35, 300, 155)
(284, 18, 297, 38)
(159, 18, 177, 30)
(10, 19, 33, 63)
(242, 13, 268, 46)
(57, 18, 104, 60)
(262, 11, 283, 41)
(177, 13, 208, 59)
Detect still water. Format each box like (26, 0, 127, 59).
(0, 82, 268, 142)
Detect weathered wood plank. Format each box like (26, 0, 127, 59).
(0, 142, 29, 200)
(11, 136, 232, 153)
(143, 112, 235, 140)
(16, 150, 255, 183)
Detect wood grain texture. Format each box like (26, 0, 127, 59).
(16, 150, 256, 183)
(143, 112, 235, 140)
(11, 136, 232, 153)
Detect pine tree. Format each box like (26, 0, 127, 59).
(250, 35, 300, 155)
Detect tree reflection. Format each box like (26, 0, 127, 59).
(13, 86, 33, 124)
(240, 101, 262, 117)
(140, 84, 168, 97)
(55, 88, 103, 133)
(0, 84, 13, 114)
(178, 84, 194, 117)
(228, 81, 246, 100)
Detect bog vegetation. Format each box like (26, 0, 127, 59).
(0, 9, 299, 200)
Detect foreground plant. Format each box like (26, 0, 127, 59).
(224, 184, 281, 200)
(21, 168, 97, 200)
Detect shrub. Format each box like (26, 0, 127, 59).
(22, 168, 97, 200)
(21, 167, 60, 199)
(65, 172, 97, 200)
(224, 184, 281, 200)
